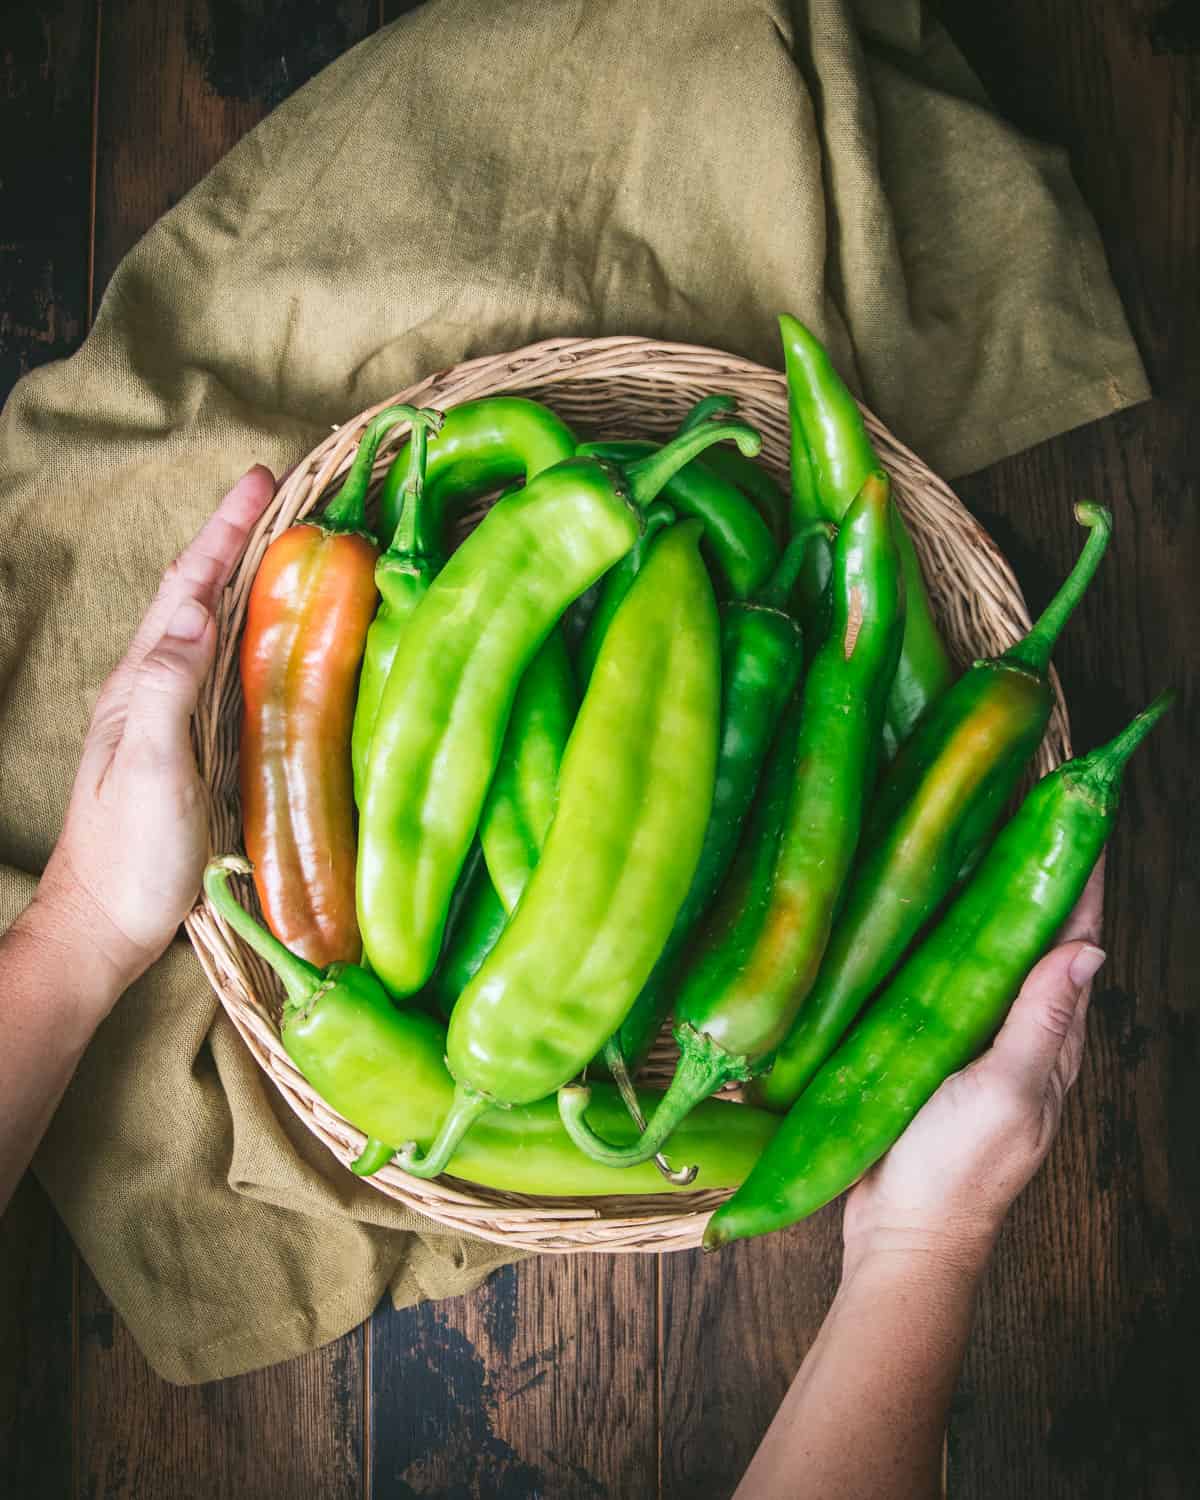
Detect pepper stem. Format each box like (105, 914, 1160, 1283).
(1003, 502, 1113, 674)
(1072, 690, 1174, 804)
(755, 520, 837, 609)
(676, 393, 737, 436)
(601, 1040, 699, 1186)
(624, 418, 762, 510)
(558, 1024, 750, 1169)
(395, 1082, 491, 1179)
(384, 408, 445, 557)
(203, 857, 322, 1015)
(351, 1137, 397, 1177)
(321, 404, 432, 533)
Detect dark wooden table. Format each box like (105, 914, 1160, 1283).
(1, 4, 1196, 1497)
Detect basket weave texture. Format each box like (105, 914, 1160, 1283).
(186, 335, 1071, 1253)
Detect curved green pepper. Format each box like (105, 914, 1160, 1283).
(397, 517, 723, 1177)
(577, 439, 777, 599)
(376, 396, 577, 544)
(560, 472, 904, 1169)
(706, 692, 1172, 1245)
(674, 392, 791, 543)
(754, 503, 1113, 1111)
(203, 858, 779, 1194)
(350, 408, 444, 802)
(358, 418, 761, 998)
(779, 313, 953, 750)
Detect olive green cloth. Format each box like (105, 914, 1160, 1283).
(0, 0, 1146, 1384)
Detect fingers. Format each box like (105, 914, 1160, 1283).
(126, 465, 276, 666)
(120, 595, 219, 761)
(987, 937, 1107, 1102)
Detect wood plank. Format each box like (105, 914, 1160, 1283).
(0, 1175, 77, 1500)
(369, 1256, 659, 1498)
(659, 1211, 843, 1499)
(0, 4, 96, 1498)
(93, 0, 376, 297)
(75, 1260, 364, 1500)
(932, 0, 1200, 395)
(947, 398, 1200, 1500)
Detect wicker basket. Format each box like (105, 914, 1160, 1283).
(186, 335, 1071, 1253)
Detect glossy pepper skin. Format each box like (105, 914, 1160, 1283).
(578, 438, 777, 600)
(779, 313, 953, 750)
(575, 500, 675, 683)
(350, 408, 444, 803)
(396, 518, 723, 1178)
(601, 525, 827, 1085)
(706, 693, 1173, 1246)
(674, 391, 791, 543)
(240, 405, 417, 967)
(376, 395, 577, 545)
(559, 473, 904, 1169)
(754, 502, 1113, 1112)
(203, 859, 779, 1194)
(357, 418, 762, 999)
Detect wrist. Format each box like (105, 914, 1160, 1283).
(11, 877, 135, 1033)
(842, 1216, 997, 1289)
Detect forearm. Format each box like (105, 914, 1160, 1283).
(0, 892, 125, 1212)
(734, 1238, 987, 1500)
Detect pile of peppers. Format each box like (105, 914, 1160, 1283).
(225, 315, 1170, 1241)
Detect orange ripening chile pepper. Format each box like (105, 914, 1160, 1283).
(240, 405, 428, 966)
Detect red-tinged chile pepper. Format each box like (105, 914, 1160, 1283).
(779, 312, 953, 750)
(706, 692, 1173, 1246)
(559, 472, 904, 1170)
(375, 396, 577, 545)
(239, 404, 418, 966)
(350, 408, 444, 803)
(753, 502, 1113, 1111)
(203, 858, 780, 1193)
(358, 418, 761, 998)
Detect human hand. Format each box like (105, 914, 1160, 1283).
(842, 861, 1106, 1278)
(29, 466, 275, 1003)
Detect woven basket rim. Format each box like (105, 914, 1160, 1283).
(186, 333, 1073, 1253)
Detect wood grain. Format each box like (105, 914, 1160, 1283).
(75, 1261, 364, 1500)
(369, 1256, 659, 1499)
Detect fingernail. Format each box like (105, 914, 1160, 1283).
(1069, 945, 1106, 987)
(167, 599, 209, 641)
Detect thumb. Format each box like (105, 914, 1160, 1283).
(986, 940, 1107, 1103)
(122, 598, 216, 758)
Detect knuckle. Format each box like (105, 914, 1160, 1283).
(135, 648, 194, 697)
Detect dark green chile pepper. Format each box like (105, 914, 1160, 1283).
(754, 502, 1113, 1112)
(675, 393, 791, 543)
(203, 858, 779, 1194)
(559, 472, 904, 1170)
(705, 692, 1173, 1246)
(779, 312, 953, 751)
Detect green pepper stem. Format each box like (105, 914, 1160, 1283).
(559, 1024, 750, 1169)
(1073, 690, 1174, 804)
(624, 419, 762, 510)
(384, 408, 445, 558)
(321, 404, 432, 533)
(395, 1082, 491, 1179)
(1003, 502, 1113, 674)
(676, 393, 737, 437)
(755, 520, 837, 609)
(351, 1137, 397, 1177)
(601, 1040, 699, 1185)
(202, 857, 323, 1014)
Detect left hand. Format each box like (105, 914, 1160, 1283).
(32, 466, 276, 998)
(842, 861, 1106, 1276)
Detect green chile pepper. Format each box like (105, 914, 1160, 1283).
(674, 393, 791, 544)
(358, 418, 761, 998)
(577, 438, 777, 599)
(425, 852, 508, 1020)
(706, 693, 1173, 1246)
(203, 858, 779, 1194)
(350, 408, 444, 802)
(754, 502, 1113, 1111)
(575, 501, 675, 683)
(779, 313, 953, 749)
(376, 396, 577, 544)
(560, 472, 904, 1169)
(396, 518, 723, 1177)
